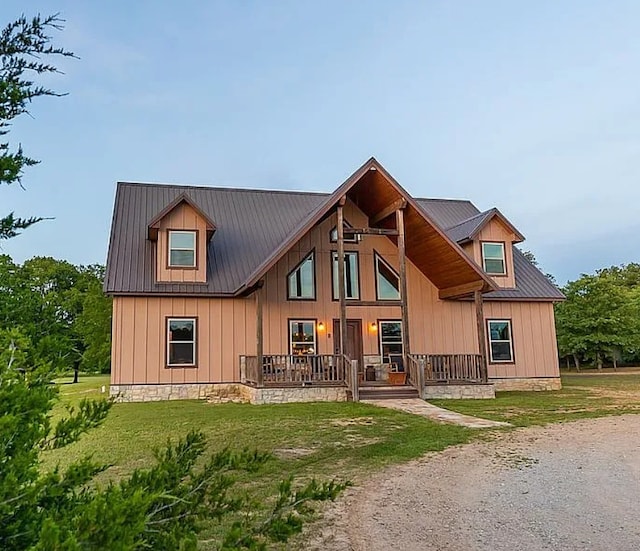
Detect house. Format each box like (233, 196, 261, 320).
(104, 158, 564, 403)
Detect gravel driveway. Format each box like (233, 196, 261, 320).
(310, 415, 640, 551)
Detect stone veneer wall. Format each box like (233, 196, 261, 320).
(423, 383, 495, 400)
(491, 377, 562, 391)
(110, 383, 347, 404)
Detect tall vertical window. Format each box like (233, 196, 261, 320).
(487, 320, 514, 363)
(289, 320, 316, 355)
(168, 230, 196, 267)
(375, 254, 400, 300)
(332, 251, 360, 300)
(167, 318, 196, 366)
(379, 320, 403, 362)
(287, 251, 315, 299)
(482, 242, 506, 275)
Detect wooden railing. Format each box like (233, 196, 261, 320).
(406, 355, 425, 396)
(343, 354, 359, 401)
(240, 354, 345, 387)
(410, 354, 486, 383)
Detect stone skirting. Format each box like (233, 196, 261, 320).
(491, 377, 562, 391)
(110, 383, 347, 404)
(423, 383, 495, 400)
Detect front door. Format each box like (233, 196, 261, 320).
(333, 319, 363, 369)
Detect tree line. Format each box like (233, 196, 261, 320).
(555, 263, 640, 370)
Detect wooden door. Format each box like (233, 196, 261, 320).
(333, 319, 363, 368)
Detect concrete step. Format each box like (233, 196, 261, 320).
(355, 386, 420, 400)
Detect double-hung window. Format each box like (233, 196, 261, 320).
(375, 254, 400, 300)
(289, 320, 316, 355)
(379, 320, 403, 362)
(168, 230, 196, 267)
(331, 251, 360, 300)
(487, 320, 514, 363)
(167, 318, 196, 366)
(287, 251, 315, 299)
(482, 242, 506, 275)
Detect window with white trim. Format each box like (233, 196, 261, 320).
(487, 320, 514, 363)
(287, 251, 315, 299)
(379, 320, 403, 362)
(329, 220, 359, 243)
(168, 230, 196, 267)
(331, 251, 360, 299)
(482, 242, 506, 275)
(289, 320, 316, 355)
(167, 318, 196, 366)
(375, 254, 400, 300)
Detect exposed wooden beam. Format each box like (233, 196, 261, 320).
(438, 281, 485, 300)
(347, 300, 402, 307)
(256, 280, 264, 387)
(343, 227, 399, 236)
(396, 208, 411, 366)
(474, 290, 488, 382)
(369, 198, 407, 226)
(337, 204, 347, 364)
(338, 195, 347, 206)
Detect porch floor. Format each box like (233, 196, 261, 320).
(360, 399, 511, 429)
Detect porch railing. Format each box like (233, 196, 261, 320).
(343, 354, 359, 401)
(406, 355, 425, 396)
(411, 354, 486, 383)
(240, 354, 346, 387)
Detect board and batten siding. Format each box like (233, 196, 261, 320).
(111, 296, 255, 385)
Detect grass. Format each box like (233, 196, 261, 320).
(430, 372, 640, 426)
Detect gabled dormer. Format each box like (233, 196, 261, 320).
(147, 193, 216, 283)
(448, 208, 524, 289)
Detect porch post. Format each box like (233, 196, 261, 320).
(337, 197, 347, 360)
(256, 280, 264, 387)
(396, 207, 411, 368)
(474, 290, 488, 382)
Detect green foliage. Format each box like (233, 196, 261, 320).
(0, 336, 347, 549)
(0, 255, 112, 375)
(556, 264, 640, 367)
(0, 13, 76, 238)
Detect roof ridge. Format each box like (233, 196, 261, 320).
(444, 208, 495, 230)
(414, 197, 475, 203)
(116, 181, 331, 197)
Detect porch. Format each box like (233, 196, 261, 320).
(240, 352, 489, 401)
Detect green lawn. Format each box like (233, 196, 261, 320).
(430, 373, 640, 426)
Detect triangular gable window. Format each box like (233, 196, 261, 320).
(329, 220, 359, 244)
(375, 253, 400, 300)
(287, 251, 315, 300)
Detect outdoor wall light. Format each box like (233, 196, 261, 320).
(317, 321, 325, 331)
(369, 321, 378, 333)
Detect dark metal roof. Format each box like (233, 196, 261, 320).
(105, 180, 564, 301)
(443, 209, 495, 243)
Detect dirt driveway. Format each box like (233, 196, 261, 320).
(310, 415, 640, 551)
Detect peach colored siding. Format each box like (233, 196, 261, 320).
(111, 296, 255, 384)
(112, 200, 559, 385)
(484, 301, 560, 379)
(470, 220, 517, 288)
(156, 203, 208, 283)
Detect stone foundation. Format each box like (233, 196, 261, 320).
(110, 383, 346, 404)
(423, 383, 495, 400)
(491, 377, 562, 391)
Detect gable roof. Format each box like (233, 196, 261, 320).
(444, 208, 525, 244)
(104, 160, 563, 301)
(147, 192, 217, 241)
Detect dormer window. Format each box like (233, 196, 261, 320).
(168, 230, 196, 267)
(482, 242, 506, 275)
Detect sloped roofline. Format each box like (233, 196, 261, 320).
(147, 192, 217, 241)
(240, 157, 497, 294)
(448, 207, 525, 244)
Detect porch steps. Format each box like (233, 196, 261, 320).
(354, 385, 420, 401)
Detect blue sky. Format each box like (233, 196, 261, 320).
(2, 0, 639, 284)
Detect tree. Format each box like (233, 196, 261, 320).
(1, 13, 75, 239)
(0, 332, 346, 549)
(555, 270, 640, 369)
(519, 248, 557, 285)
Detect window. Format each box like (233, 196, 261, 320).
(329, 220, 359, 243)
(487, 320, 514, 363)
(482, 242, 506, 275)
(375, 254, 400, 300)
(289, 320, 316, 355)
(379, 320, 403, 362)
(287, 251, 315, 299)
(168, 230, 196, 267)
(167, 318, 196, 366)
(331, 251, 360, 299)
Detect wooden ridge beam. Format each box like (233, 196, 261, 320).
(369, 198, 407, 226)
(343, 227, 399, 236)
